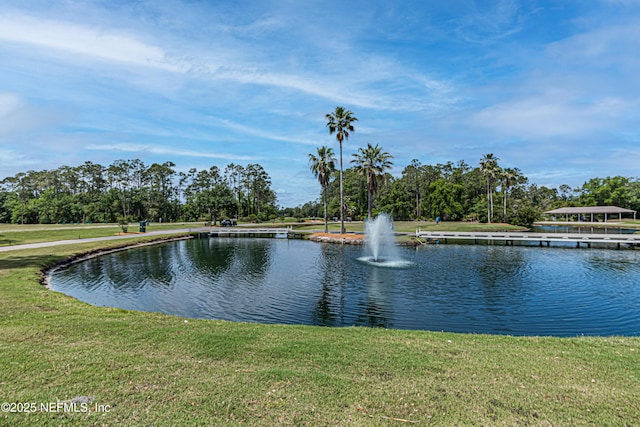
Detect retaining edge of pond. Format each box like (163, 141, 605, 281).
(40, 234, 195, 289)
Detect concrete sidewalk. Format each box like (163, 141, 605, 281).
(0, 228, 209, 253)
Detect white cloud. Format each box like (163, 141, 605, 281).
(0, 147, 34, 169)
(453, 0, 525, 44)
(468, 93, 627, 138)
(546, 22, 640, 71)
(0, 92, 66, 137)
(0, 9, 457, 114)
(85, 143, 258, 161)
(0, 13, 184, 72)
(2, 1, 640, 205)
(208, 116, 321, 146)
(0, 93, 24, 118)
(465, 17, 640, 140)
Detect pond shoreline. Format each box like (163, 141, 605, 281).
(40, 234, 194, 289)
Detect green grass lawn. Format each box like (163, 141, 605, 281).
(0, 222, 202, 246)
(0, 221, 526, 247)
(0, 230, 639, 425)
(291, 220, 527, 234)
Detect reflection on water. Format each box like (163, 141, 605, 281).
(49, 238, 640, 337)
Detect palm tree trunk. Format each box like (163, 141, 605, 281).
(339, 141, 345, 234)
(323, 185, 328, 233)
(490, 187, 494, 222)
(503, 189, 507, 223)
(486, 180, 491, 223)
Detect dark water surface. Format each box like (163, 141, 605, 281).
(49, 238, 640, 336)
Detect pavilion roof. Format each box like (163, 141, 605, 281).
(544, 206, 636, 215)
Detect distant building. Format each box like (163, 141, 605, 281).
(543, 206, 637, 222)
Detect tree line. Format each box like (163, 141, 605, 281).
(304, 155, 640, 226)
(3, 106, 640, 227)
(0, 160, 276, 225)
(2, 157, 639, 227)
(303, 107, 640, 228)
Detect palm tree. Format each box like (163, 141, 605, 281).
(479, 153, 500, 223)
(326, 106, 358, 234)
(308, 146, 336, 233)
(351, 143, 394, 220)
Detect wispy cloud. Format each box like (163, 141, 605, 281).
(0, 93, 23, 120)
(0, 9, 457, 114)
(452, 0, 526, 44)
(0, 147, 36, 169)
(209, 116, 322, 146)
(0, 92, 66, 137)
(0, 13, 185, 73)
(468, 92, 627, 138)
(545, 21, 640, 72)
(85, 143, 258, 161)
(2, 1, 640, 205)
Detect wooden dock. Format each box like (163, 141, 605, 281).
(415, 230, 640, 248)
(209, 227, 292, 238)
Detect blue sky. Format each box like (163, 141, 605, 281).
(1, 0, 639, 207)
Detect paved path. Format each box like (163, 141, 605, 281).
(0, 228, 209, 253)
(0, 224, 119, 233)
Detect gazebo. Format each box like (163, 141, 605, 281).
(543, 206, 637, 222)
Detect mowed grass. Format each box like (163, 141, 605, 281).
(0, 222, 204, 246)
(292, 220, 527, 234)
(0, 234, 639, 425)
(0, 220, 524, 247)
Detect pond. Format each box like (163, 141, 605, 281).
(48, 238, 640, 337)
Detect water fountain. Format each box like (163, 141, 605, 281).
(359, 213, 412, 268)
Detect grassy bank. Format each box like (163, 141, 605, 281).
(0, 236, 639, 425)
(292, 220, 527, 234)
(0, 221, 524, 247)
(0, 222, 204, 247)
